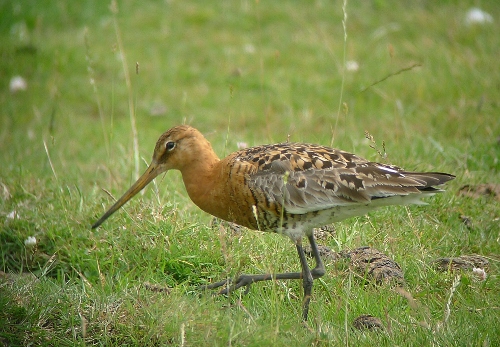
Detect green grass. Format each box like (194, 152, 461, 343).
(1, 0, 499, 346)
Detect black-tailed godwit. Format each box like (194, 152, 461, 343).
(92, 125, 454, 321)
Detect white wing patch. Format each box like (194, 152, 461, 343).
(377, 165, 404, 176)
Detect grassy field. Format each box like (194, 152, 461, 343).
(1, 1, 499, 345)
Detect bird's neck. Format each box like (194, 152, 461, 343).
(180, 149, 224, 216)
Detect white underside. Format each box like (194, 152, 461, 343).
(280, 193, 434, 241)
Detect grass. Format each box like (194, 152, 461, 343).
(1, 0, 499, 345)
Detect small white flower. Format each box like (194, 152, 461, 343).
(149, 102, 168, 117)
(7, 210, 19, 219)
(472, 267, 487, 281)
(24, 236, 37, 247)
(346, 60, 359, 72)
(237, 142, 248, 150)
(465, 8, 493, 25)
(9, 76, 27, 93)
(244, 43, 255, 54)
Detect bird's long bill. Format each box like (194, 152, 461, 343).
(91, 163, 163, 229)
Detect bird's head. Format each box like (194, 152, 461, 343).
(91, 125, 214, 229)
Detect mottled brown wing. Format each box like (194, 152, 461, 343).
(242, 143, 453, 215)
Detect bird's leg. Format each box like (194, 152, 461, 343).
(307, 234, 326, 278)
(295, 238, 314, 321)
(199, 234, 325, 321)
(199, 272, 304, 294)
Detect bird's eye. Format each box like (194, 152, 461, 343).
(165, 141, 176, 151)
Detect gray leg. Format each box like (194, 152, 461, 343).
(295, 238, 314, 321)
(199, 233, 325, 321)
(308, 234, 326, 278)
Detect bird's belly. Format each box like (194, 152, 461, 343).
(248, 205, 345, 241)
(254, 202, 393, 241)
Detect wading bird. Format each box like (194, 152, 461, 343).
(92, 125, 454, 321)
